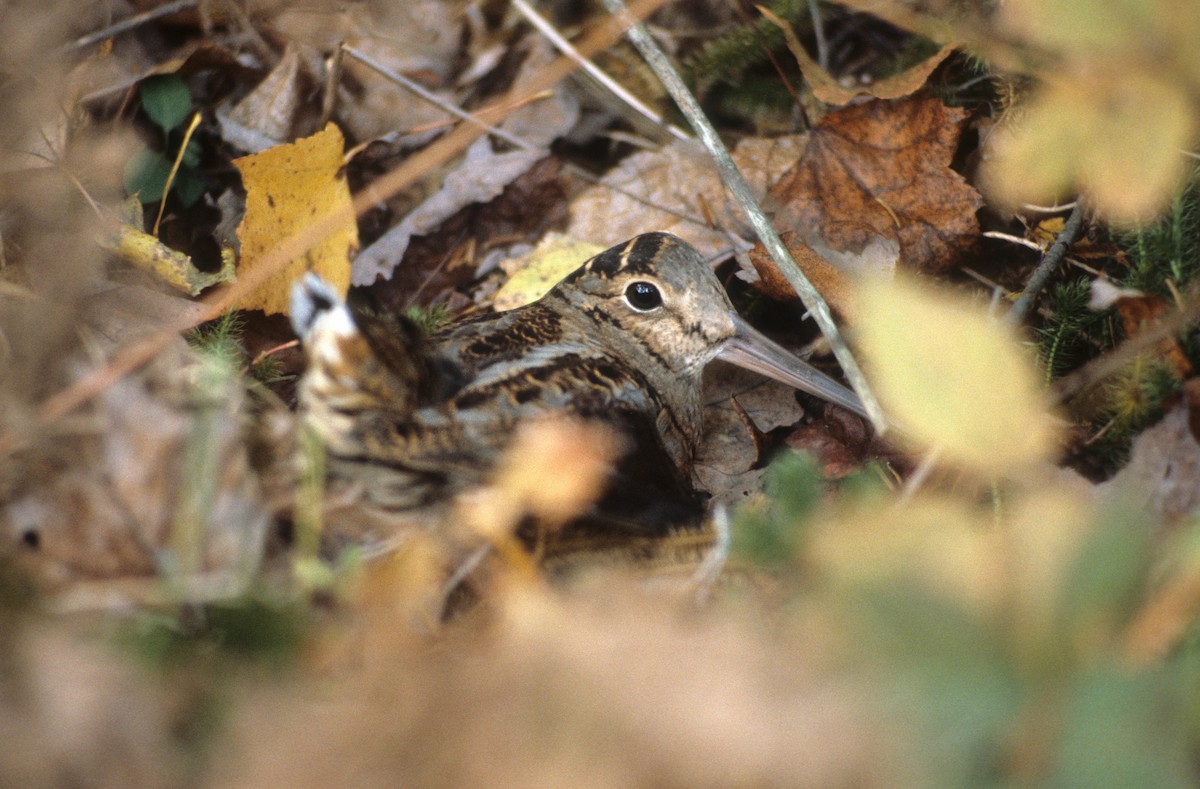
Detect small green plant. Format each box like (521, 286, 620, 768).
(732, 450, 823, 568)
(403, 302, 452, 335)
(123, 74, 205, 206)
(1038, 279, 1112, 382)
(684, 0, 803, 93)
(187, 311, 245, 367)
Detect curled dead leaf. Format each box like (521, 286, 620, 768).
(568, 135, 807, 258)
(104, 222, 235, 296)
(761, 6, 956, 105)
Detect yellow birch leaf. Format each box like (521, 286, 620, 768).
(232, 123, 357, 315)
(492, 233, 605, 312)
(811, 494, 1005, 615)
(857, 274, 1059, 474)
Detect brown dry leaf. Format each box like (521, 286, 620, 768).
(761, 6, 955, 105)
(352, 34, 578, 286)
(785, 407, 882, 478)
(81, 284, 210, 350)
(270, 1, 463, 143)
(1102, 392, 1200, 529)
(568, 135, 807, 256)
(1088, 281, 1193, 379)
(232, 123, 357, 316)
(746, 230, 857, 316)
(217, 43, 306, 154)
(771, 97, 981, 273)
(2, 360, 270, 594)
(695, 366, 807, 506)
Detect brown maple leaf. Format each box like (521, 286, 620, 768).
(771, 97, 982, 273)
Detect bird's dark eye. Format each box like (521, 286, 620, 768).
(624, 281, 662, 311)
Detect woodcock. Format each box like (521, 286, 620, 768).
(291, 232, 865, 531)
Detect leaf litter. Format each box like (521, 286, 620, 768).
(2, 2, 1200, 787)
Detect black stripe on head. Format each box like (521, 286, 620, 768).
(619, 232, 673, 276)
(578, 245, 624, 279)
(572, 232, 678, 280)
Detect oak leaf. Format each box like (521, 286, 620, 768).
(232, 123, 357, 316)
(770, 97, 981, 273)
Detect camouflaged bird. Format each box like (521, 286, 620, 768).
(290, 232, 865, 530)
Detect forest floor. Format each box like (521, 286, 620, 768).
(2, 1, 1200, 787)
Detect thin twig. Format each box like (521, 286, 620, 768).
(602, 0, 886, 433)
(982, 230, 1045, 253)
(63, 0, 197, 52)
(896, 447, 940, 504)
(317, 41, 345, 130)
(807, 0, 830, 70)
(250, 339, 299, 369)
(393, 90, 553, 137)
(153, 112, 202, 237)
(440, 544, 493, 613)
(1021, 201, 1077, 213)
(341, 44, 536, 152)
(1003, 201, 1087, 327)
(692, 505, 732, 606)
(512, 0, 690, 142)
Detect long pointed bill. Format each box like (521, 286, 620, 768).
(718, 316, 867, 418)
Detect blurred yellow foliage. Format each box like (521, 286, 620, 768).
(983, 0, 1200, 224)
(857, 275, 1060, 473)
(811, 494, 1004, 613)
(232, 123, 357, 315)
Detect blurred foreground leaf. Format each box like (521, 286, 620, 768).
(985, 0, 1199, 224)
(857, 275, 1059, 474)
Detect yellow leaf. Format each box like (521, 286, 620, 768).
(492, 233, 604, 312)
(1004, 484, 1096, 649)
(232, 123, 357, 315)
(857, 275, 1059, 474)
(1000, 0, 1164, 55)
(982, 70, 1195, 226)
(811, 495, 1004, 615)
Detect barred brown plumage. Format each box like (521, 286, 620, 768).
(291, 232, 865, 531)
